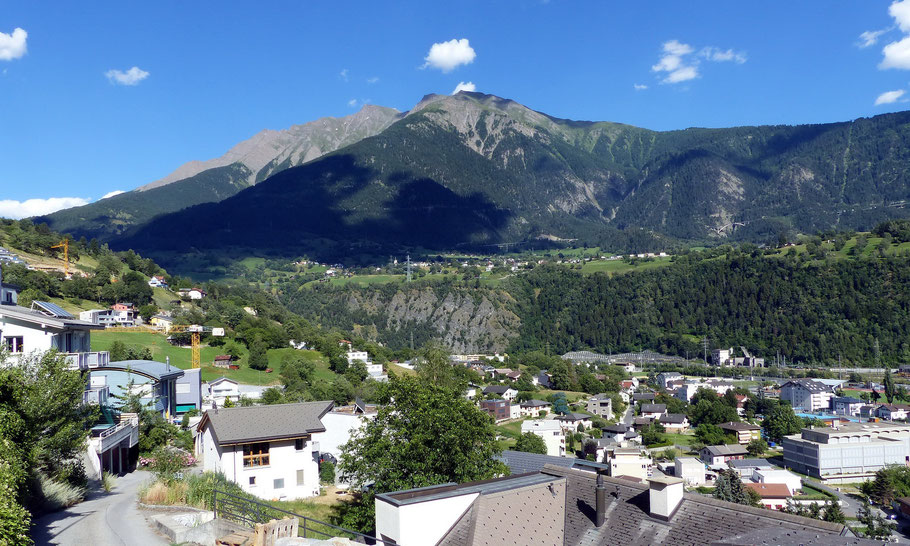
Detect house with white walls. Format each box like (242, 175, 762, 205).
(316, 399, 378, 471)
(196, 401, 333, 500)
(521, 419, 565, 457)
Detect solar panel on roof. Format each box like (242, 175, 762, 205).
(31, 300, 74, 319)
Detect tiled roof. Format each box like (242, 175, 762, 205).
(711, 528, 886, 545)
(482, 385, 512, 394)
(550, 466, 843, 546)
(745, 482, 792, 498)
(659, 413, 688, 424)
(718, 421, 760, 431)
(727, 458, 773, 469)
(197, 401, 332, 445)
(519, 399, 550, 408)
(498, 450, 608, 475)
(632, 393, 655, 401)
(556, 412, 591, 422)
(702, 444, 749, 457)
(640, 404, 666, 413)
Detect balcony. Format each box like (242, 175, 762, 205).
(91, 413, 139, 452)
(83, 386, 109, 405)
(65, 351, 110, 370)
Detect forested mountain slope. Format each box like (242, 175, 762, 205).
(108, 92, 910, 263)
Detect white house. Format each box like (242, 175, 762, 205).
(482, 385, 518, 401)
(206, 377, 241, 406)
(521, 419, 565, 457)
(751, 468, 802, 496)
(780, 379, 835, 412)
(317, 401, 378, 480)
(699, 444, 749, 467)
(0, 299, 107, 369)
(606, 447, 653, 481)
(179, 288, 207, 300)
(674, 457, 705, 486)
(876, 404, 910, 421)
(148, 275, 168, 288)
(586, 394, 614, 420)
(640, 404, 667, 420)
(0, 271, 19, 305)
(518, 399, 551, 418)
(195, 401, 333, 501)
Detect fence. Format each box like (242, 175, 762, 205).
(212, 489, 390, 544)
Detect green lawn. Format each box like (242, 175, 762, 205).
(664, 432, 697, 447)
(796, 484, 836, 501)
(91, 330, 331, 385)
(495, 418, 531, 440)
(580, 256, 674, 276)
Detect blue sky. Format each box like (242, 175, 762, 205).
(0, 1, 907, 217)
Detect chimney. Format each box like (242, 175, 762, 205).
(648, 476, 684, 521)
(595, 473, 606, 527)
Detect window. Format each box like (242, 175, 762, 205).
(295, 438, 305, 451)
(297, 470, 305, 486)
(4, 336, 23, 353)
(249, 476, 256, 485)
(176, 383, 191, 394)
(242, 443, 270, 467)
(273, 479, 284, 489)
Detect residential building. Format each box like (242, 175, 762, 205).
(632, 416, 655, 430)
(619, 379, 636, 392)
(745, 483, 792, 511)
(674, 457, 705, 486)
(179, 288, 207, 300)
(519, 399, 551, 418)
(752, 469, 802, 495)
(0, 267, 19, 305)
(632, 392, 655, 403)
(89, 359, 184, 418)
(482, 385, 518, 401)
(374, 466, 851, 546)
(149, 314, 174, 332)
(521, 419, 565, 457)
(658, 413, 689, 433)
(86, 406, 139, 478)
(195, 401, 332, 500)
(779, 379, 835, 411)
(498, 450, 607, 476)
(213, 355, 236, 369)
(657, 372, 682, 389)
(699, 444, 749, 467)
(586, 394, 613, 419)
(726, 458, 773, 478)
(207, 377, 241, 406)
(479, 399, 510, 422)
(108, 303, 137, 327)
(317, 400, 378, 477)
(366, 362, 388, 382)
(876, 404, 910, 421)
(0, 300, 106, 368)
(640, 403, 667, 419)
(175, 368, 202, 415)
(718, 421, 762, 444)
(832, 396, 866, 416)
(555, 413, 593, 432)
(605, 447, 653, 481)
(712, 348, 733, 367)
(346, 350, 370, 366)
(601, 424, 631, 441)
(673, 382, 700, 402)
(783, 421, 910, 482)
(147, 275, 168, 288)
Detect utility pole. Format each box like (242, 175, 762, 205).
(874, 338, 881, 369)
(406, 254, 412, 283)
(702, 336, 709, 365)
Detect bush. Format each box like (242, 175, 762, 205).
(145, 448, 194, 483)
(36, 473, 86, 512)
(102, 472, 116, 493)
(320, 462, 336, 484)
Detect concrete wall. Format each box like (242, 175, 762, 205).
(375, 493, 478, 546)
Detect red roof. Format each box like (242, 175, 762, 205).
(745, 483, 791, 498)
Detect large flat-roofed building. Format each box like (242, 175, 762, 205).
(783, 421, 910, 483)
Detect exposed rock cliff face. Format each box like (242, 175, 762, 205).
(294, 285, 520, 353)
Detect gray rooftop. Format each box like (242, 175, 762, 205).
(703, 444, 750, 456)
(498, 450, 608, 475)
(376, 472, 559, 507)
(198, 400, 333, 445)
(106, 359, 185, 381)
(0, 303, 101, 330)
(711, 528, 886, 545)
(728, 458, 774, 469)
(640, 403, 666, 413)
(519, 399, 550, 407)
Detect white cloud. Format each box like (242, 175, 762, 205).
(101, 190, 125, 199)
(347, 98, 358, 107)
(891, 0, 910, 32)
(452, 81, 476, 94)
(881, 35, 910, 69)
(700, 47, 747, 64)
(366, 76, 379, 84)
(421, 38, 476, 72)
(340, 68, 349, 81)
(651, 40, 699, 83)
(875, 89, 906, 105)
(0, 197, 88, 219)
(105, 66, 149, 86)
(0, 28, 27, 61)
(859, 28, 890, 48)
(633, 83, 648, 90)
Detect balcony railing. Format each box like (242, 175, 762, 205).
(93, 413, 139, 451)
(83, 386, 109, 405)
(64, 351, 110, 370)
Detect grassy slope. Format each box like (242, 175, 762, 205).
(91, 330, 333, 386)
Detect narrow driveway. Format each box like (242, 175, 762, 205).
(32, 470, 169, 546)
(621, 405, 633, 425)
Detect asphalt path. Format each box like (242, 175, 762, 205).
(32, 470, 169, 546)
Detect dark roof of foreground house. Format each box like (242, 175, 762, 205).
(482, 385, 513, 394)
(718, 421, 761, 432)
(711, 528, 886, 546)
(197, 401, 333, 446)
(428, 465, 848, 546)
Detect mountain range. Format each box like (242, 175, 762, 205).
(39, 92, 910, 264)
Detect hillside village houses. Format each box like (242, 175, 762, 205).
(518, 398, 550, 417)
(585, 393, 613, 419)
(345, 347, 387, 382)
(780, 378, 838, 411)
(521, 419, 565, 457)
(147, 275, 168, 288)
(718, 421, 762, 444)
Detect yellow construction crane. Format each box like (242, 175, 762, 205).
(50, 239, 69, 276)
(169, 324, 224, 368)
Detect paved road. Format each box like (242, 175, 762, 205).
(621, 405, 633, 425)
(32, 470, 169, 546)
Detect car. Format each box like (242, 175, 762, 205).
(320, 453, 337, 465)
